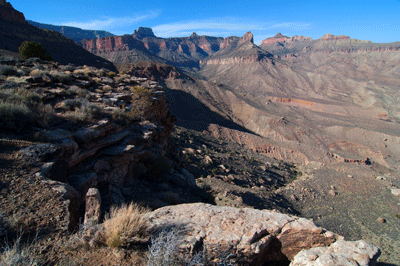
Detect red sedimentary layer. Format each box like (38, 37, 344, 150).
(260, 33, 312, 46)
(80, 35, 146, 54)
(321, 33, 350, 41)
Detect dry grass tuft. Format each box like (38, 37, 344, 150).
(103, 203, 149, 248)
(0, 235, 41, 266)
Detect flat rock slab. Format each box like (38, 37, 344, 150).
(146, 203, 341, 265)
(391, 188, 400, 196)
(290, 240, 381, 266)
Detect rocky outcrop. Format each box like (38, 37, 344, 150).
(260, 33, 312, 47)
(261, 33, 290, 46)
(80, 35, 147, 54)
(290, 240, 381, 266)
(220, 36, 240, 49)
(132, 27, 157, 39)
(146, 203, 380, 265)
(321, 33, 350, 41)
(238, 31, 254, 46)
(0, 0, 26, 23)
(79, 27, 224, 67)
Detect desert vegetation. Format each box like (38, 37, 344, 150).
(18, 41, 53, 61)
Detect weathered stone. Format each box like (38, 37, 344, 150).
(377, 217, 386, 223)
(290, 240, 380, 266)
(40, 160, 69, 183)
(84, 188, 101, 226)
(68, 172, 98, 193)
(41, 179, 80, 232)
(94, 159, 110, 173)
(20, 144, 60, 163)
(39, 129, 73, 142)
(101, 144, 135, 155)
(73, 128, 100, 144)
(146, 203, 340, 265)
(391, 188, 400, 196)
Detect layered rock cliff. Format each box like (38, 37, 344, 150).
(0, 2, 116, 70)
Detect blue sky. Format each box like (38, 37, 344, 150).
(13, 0, 400, 44)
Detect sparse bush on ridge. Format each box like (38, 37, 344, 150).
(129, 86, 152, 120)
(18, 41, 53, 61)
(108, 71, 116, 78)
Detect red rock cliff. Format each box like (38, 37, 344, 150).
(321, 33, 350, 41)
(80, 35, 147, 54)
(261, 33, 290, 45)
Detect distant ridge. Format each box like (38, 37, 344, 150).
(27, 20, 115, 42)
(0, 2, 116, 70)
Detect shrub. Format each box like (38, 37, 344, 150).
(0, 235, 40, 266)
(147, 228, 181, 266)
(5, 76, 28, 84)
(18, 41, 53, 61)
(102, 85, 112, 92)
(0, 101, 35, 133)
(64, 102, 104, 123)
(29, 69, 47, 77)
(147, 228, 204, 266)
(49, 70, 72, 83)
(102, 203, 149, 248)
(108, 71, 116, 78)
(129, 86, 152, 120)
(0, 65, 18, 76)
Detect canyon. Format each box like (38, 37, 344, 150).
(2, 2, 400, 264)
(76, 27, 400, 264)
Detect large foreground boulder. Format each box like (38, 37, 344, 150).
(146, 203, 380, 265)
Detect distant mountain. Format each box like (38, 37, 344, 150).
(27, 20, 115, 42)
(79, 34, 168, 66)
(0, 2, 116, 70)
(80, 27, 224, 68)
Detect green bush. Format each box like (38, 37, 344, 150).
(18, 41, 53, 61)
(129, 86, 152, 120)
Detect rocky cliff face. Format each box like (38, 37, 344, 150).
(321, 33, 351, 41)
(0, 0, 25, 23)
(80, 35, 147, 54)
(79, 27, 225, 68)
(27, 20, 114, 42)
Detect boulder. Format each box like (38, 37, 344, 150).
(290, 240, 381, 266)
(40, 159, 69, 182)
(145, 203, 342, 265)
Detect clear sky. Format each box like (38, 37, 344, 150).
(12, 0, 400, 44)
